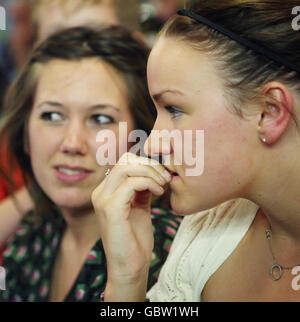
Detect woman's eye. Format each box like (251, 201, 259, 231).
(41, 112, 63, 122)
(91, 114, 114, 125)
(164, 106, 184, 119)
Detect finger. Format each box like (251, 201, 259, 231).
(92, 175, 164, 215)
(109, 177, 165, 216)
(119, 153, 171, 180)
(102, 154, 171, 194)
(103, 164, 166, 195)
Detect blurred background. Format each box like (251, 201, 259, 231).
(0, 0, 185, 114)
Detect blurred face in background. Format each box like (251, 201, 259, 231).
(34, 0, 119, 43)
(151, 0, 181, 22)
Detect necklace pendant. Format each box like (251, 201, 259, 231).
(266, 230, 271, 239)
(269, 264, 283, 281)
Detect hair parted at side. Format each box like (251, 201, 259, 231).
(161, 0, 300, 125)
(0, 26, 156, 222)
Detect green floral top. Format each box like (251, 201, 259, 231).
(0, 207, 182, 302)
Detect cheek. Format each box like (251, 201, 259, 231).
(27, 126, 53, 192)
(28, 120, 61, 172)
(180, 115, 251, 187)
(28, 121, 45, 168)
(116, 128, 131, 160)
(95, 124, 135, 166)
(95, 137, 120, 166)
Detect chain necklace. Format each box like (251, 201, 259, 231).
(265, 228, 298, 281)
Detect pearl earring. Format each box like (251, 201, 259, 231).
(261, 136, 267, 143)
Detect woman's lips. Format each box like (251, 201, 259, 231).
(54, 165, 93, 183)
(165, 168, 180, 181)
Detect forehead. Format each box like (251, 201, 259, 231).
(147, 36, 222, 97)
(35, 58, 128, 105)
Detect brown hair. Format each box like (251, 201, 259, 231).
(160, 0, 300, 124)
(30, 0, 141, 32)
(0, 26, 156, 221)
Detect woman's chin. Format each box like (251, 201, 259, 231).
(170, 195, 196, 216)
(51, 195, 92, 212)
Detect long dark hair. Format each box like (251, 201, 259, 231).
(0, 26, 156, 221)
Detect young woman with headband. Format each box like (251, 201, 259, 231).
(93, 0, 300, 301)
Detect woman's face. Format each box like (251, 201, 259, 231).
(28, 58, 135, 211)
(146, 37, 259, 215)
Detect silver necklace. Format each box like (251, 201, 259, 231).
(265, 228, 297, 281)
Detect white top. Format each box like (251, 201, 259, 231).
(147, 198, 259, 302)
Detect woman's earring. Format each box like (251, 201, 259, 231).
(258, 124, 267, 144)
(261, 136, 267, 144)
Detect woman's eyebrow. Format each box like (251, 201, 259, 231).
(152, 89, 183, 102)
(36, 102, 120, 112)
(88, 104, 120, 112)
(36, 101, 64, 109)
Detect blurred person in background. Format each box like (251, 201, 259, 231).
(0, 0, 141, 110)
(0, 0, 34, 111)
(141, 0, 183, 46)
(31, 0, 141, 44)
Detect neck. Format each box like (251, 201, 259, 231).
(248, 160, 300, 266)
(259, 197, 300, 243)
(259, 208, 300, 269)
(60, 206, 101, 249)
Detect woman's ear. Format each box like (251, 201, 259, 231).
(257, 81, 294, 145)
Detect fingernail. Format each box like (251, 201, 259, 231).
(163, 171, 171, 181)
(159, 176, 166, 184)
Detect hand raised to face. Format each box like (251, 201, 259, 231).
(92, 152, 171, 301)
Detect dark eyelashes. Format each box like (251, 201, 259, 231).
(91, 114, 115, 124)
(40, 112, 115, 125)
(164, 105, 181, 113)
(40, 112, 61, 121)
(164, 105, 175, 113)
(164, 105, 184, 118)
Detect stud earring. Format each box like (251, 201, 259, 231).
(261, 136, 267, 143)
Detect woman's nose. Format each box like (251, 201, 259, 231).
(144, 120, 173, 158)
(60, 122, 88, 156)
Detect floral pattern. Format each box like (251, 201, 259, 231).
(0, 207, 182, 302)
